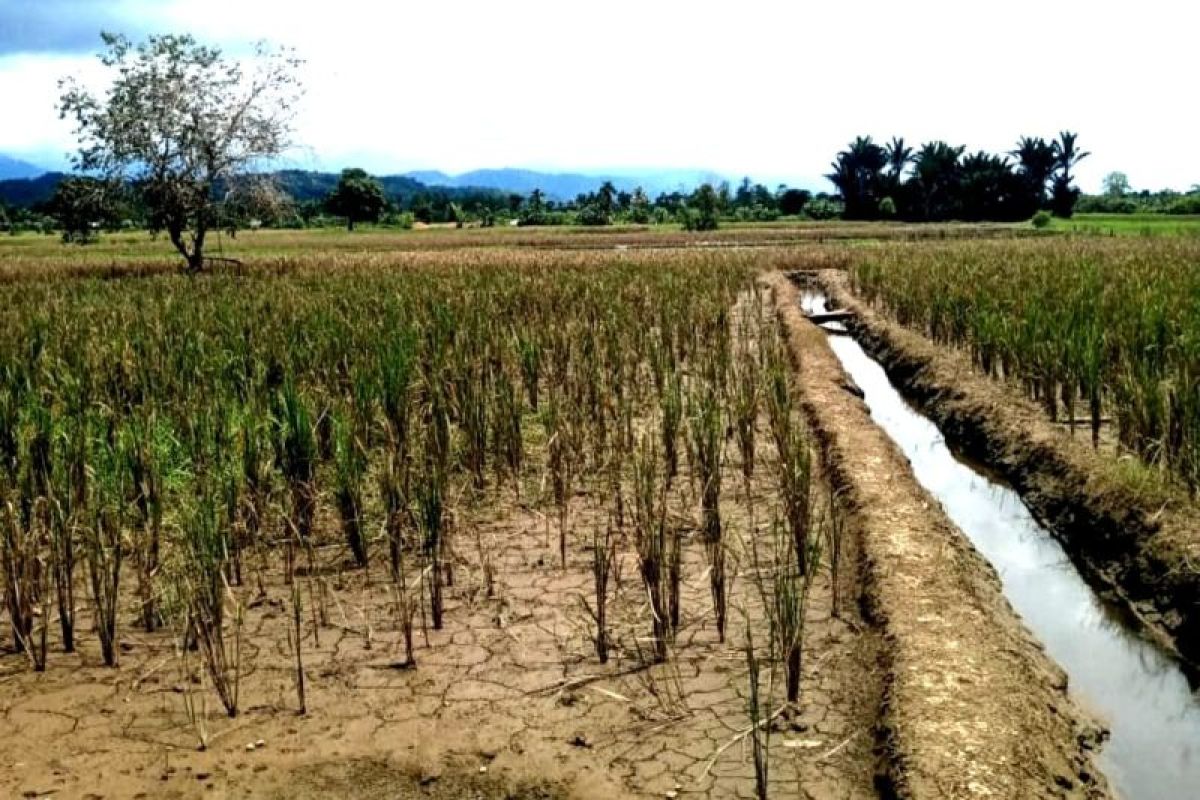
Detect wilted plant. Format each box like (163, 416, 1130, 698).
(777, 423, 813, 577)
(50, 409, 88, 652)
(631, 434, 670, 663)
(0, 386, 20, 487)
(2, 495, 49, 670)
(691, 374, 728, 641)
(744, 621, 770, 800)
(124, 414, 164, 631)
(379, 332, 416, 580)
(288, 579, 307, 713)
(87, 437, 124, 668)
(492, 363, 524, 499)
(768, 514, 817, 707)
(765, 362, 814, 575)
(660, 368, 682, 485)
(517, 333, 541, 411)
(584, 518, 617, 663)
(415, 455, 447, 631)
(275, 380, 317, 546)
(180, 490, 243, 717)
(390, 529, 419, 667)
(237, 405, 273, 590)
(333, 406, 368, 568)
(765, 360, 793, 459)
(459, 360, 489, 490)
(545, 389, 574, 568)
(733, 344, 760, 483)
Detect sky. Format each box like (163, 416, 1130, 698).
(0, 0, 1197, 193)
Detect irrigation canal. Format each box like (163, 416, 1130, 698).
(801, 290, 1200, 800)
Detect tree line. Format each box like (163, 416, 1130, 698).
(1077, 172, 1200, 215)
(3, 165, 842, 241)
(322, 168, 838, 232)
(826, 133, 1089, 222)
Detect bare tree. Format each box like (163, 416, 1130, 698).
(59, 32, 303, 271)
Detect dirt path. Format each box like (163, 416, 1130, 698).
(764, 272, 1106, 799)
(818, 268, 1200, 668)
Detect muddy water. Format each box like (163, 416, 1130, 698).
(801, 292, 1200, 800)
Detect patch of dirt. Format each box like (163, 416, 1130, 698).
(816, 268, 1200, 668)
(764, 272, 1107, 799)
(0, 291, 882, 799)
(263, 756, 570, 799)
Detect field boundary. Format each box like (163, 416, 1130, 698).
(818, 269, 1200, 668)
(765, 272, 1105, 799)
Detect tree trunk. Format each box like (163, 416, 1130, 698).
(169, 224, 206, 273)
(168, 225, 192, 270)
(192, 222, 207, 271)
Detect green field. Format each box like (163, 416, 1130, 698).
(1051, 213, 1200, 236)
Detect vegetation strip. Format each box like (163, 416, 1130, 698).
(766, 271, 1104, 798)
(822, 268, 1200, 666)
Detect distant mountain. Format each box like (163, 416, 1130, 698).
(404, 170, 454, 186)
(402, 168, 731, 201)
(0, 154, 48, 180)
(0, 172, 64, 207)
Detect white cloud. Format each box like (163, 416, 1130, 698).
(0, 0, 1196, 191)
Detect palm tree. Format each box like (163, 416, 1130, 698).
(825, 136, 888, 220)
(911, 141, 965, 221)
(1052, 131, 1090, 186)
(1010, 136, 1057, 216)
(959, 152, 1021, 221)
(1050, 131, 1089, 218)
(884, 136, 914, 180)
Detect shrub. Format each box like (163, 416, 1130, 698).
(680, 207, 719, 232)
(803, 198, 842, 220)
(576, 204, 611, 226)
(1076, 195, 1139, 214)
(1166, 195, 1200, 215)
(1031, 210, 1052, 229)
(684, 184, 721, 231)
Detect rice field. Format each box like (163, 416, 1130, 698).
(849, 237, 1200, 491)
(0, 236, 869, 798)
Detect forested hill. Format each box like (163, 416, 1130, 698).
(0, 166, 736, 209)
(0, 172, 66, 207)
(0, 169, 509, 209)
